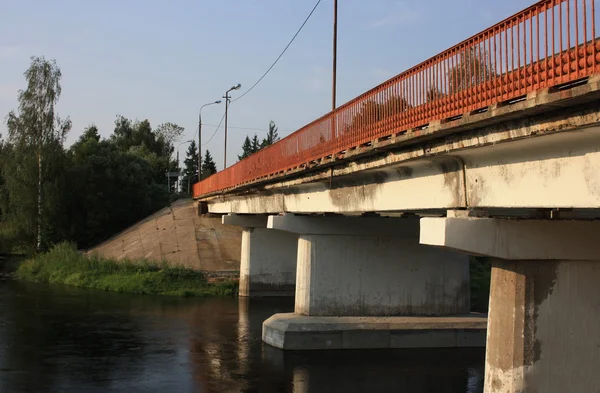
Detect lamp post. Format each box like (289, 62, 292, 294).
(199, 100, 222, 181)
(223, 83, 241, 169)
(176, 140, 193, 193)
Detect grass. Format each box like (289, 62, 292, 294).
(15, 242, 238, 298)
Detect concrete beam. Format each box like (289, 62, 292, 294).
(420, 217, 600, 260)
(206, 117, 600, 215)
(222, 214, 268, 228)
(208, 157, 465, 214)
(268, 214, 420, 236)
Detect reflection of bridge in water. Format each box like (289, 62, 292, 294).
(185, 298, 485, 393)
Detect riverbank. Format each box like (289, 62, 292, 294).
(15, 243, 237, 297)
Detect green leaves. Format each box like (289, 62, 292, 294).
(2, 56, 71, 251)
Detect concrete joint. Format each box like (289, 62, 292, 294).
(222, 214, 269, 228)
(267, 214, 420, 236)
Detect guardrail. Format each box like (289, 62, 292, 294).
(194, 0, 599, 198)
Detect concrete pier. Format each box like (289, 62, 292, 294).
(421, 216, 600, 393)
(263, 215, 486, 350)
(223, 215, 297, 297)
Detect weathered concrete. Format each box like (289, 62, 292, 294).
(421, 216, 600, 392)
(204, 104, 600, 215)
(484, 259, 600, 393)
(272, 215, 469, 316)
(89, 199, 242, 272)
(262, 313, 487, 350)
(239, 228, 297, 297)
(420, 216, 600, 260)
(295, 233, 470, 316)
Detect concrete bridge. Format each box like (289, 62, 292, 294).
(194, 1, 600, 392)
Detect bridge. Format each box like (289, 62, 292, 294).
(193, 1, 600, 392)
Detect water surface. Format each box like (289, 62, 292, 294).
(0, 280, 484, 392)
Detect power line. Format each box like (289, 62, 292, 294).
(191, 124, 199, 143)
(231, 0, 322, 103)
(202, 112, 226, 147)
(202, 123, 294, 132)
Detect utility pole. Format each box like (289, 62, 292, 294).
(224, 92, 230, 170)
(223, 84, 241, 170)
(198, 111, 202, 181)
(332, 0, 338, 111)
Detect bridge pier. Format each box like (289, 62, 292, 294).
(223, 215, 297, 297)
(421, 217, 600, 393)
(262, 215, 486, 350)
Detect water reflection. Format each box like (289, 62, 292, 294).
(0, 280, 484, 393)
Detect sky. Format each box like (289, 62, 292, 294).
(0, 0, 532, 171)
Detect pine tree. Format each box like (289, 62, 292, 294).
(261, 120, 279, 148)
(182, 140, 199, 193)
(238, 136, 252, 161)
(251, 134, 260, 153)
(201, 150, 217, 179)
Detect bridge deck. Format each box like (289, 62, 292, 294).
(194, 0, 600, 199)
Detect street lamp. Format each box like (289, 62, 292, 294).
(199, 100, 222, 181)
(223, 83, 242, 169)
(177, 140, 193, 193)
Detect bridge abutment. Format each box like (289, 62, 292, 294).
(421, 217, 600, 393)
(262, 215, 486, 350)
(223, 215, 297, 297)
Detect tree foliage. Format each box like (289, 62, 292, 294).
(201, 150, 217, 179)
(347, 96, 410, 132)
(66, 132, 169, 248)
(238, 136, 253, 161)
(251, 134, 260, 153)
(155, 122, 184, 147)
(237, 120, 280, 161)
(182, 140, 199, 193)
(0, 57, 181, 253)
(447, 47, 496, 94)
(261, 121, 279, 148)
(2, 56, 71, 251)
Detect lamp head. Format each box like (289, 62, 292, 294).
(215, 100, 222, 104)
(231, 83, 242, 90)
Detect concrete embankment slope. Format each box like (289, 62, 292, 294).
(88, 199, 242, 272)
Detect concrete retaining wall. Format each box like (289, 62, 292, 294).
(88, 199, 242, 272)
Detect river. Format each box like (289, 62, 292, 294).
(0, 279, 485, 392)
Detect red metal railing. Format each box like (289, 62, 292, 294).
(194, 0, 600, 198)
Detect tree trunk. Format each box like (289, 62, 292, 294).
(37, 151, 42, 251)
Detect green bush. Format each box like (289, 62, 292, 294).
(470, 256, 491, 312)
(16, 242, 237, 298)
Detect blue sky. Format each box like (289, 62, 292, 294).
(1, 0, 531, 170)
